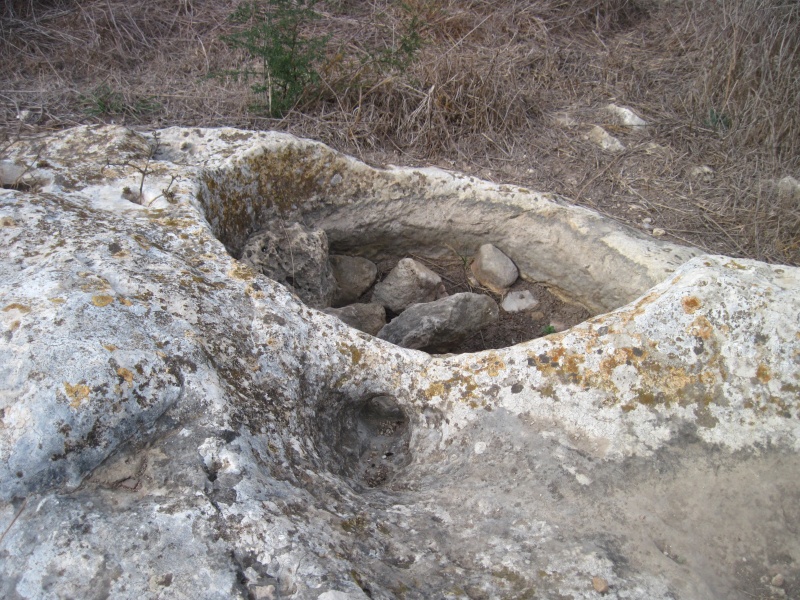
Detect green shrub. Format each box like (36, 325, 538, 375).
(219, 0, 328, 117)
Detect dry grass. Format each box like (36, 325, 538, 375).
(1, 0, 798, 265)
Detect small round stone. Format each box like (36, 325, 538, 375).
(592, 576, 609, 594)
(771, 573, 785, 587)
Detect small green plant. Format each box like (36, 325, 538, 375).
(79, 84, 160, 118)
(704, 108, 731, 132)
(373, 6, 422, 72)
(218, 0, 328, 117)
(541, 324, 556, 335)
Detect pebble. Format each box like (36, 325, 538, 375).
(592, 576, 609, 594)
(771, 573, 785, 587)
(652, 228, 666, 237)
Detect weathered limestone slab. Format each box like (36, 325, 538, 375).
(0, 125, 798, 600)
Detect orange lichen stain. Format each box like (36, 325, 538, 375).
(64, 382, 90, 408)
(1, 217, 17, 227)
(49, 297, 66, 304)
(228, 263, 255, 281)
(112, 250, 129, 258)
(688, 315, 713, 340)
(103, 344, 117, 352)
(8, 320, 20, 332)
(681, 296, 702, 314)
(482, 352, 506, 377)
(620, 290, 661, 324)
(117, 367, 134, 385)
(338, 342, 363, 365)
(3, 303, 31, 313)
(756, 364, 771, 383)
(92, 295, 115, 307)
(599, 347, 645, 376)
(117, 297, 133, 306)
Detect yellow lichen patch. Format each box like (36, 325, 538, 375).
(117, 367, 134, 385)
(756, 364, 771, 383)
(724, 261, 747, 270)
(8, 320, 20, 332)
(104, 344, 117, 352)
(688, 315, 713, 340)
(425, 382, 445, 400)
(423, 373, 478, 402)
(3, 303, 31, 313)
(49, 297, 66, 304)
(338, 342, 363, 365)
(112, 250, 129, 258)
(92, 295, 115, 307)
(245, 284, 265, 299)
(117, 297, 133, 306)
(681, 296, 702, 314)
(64, 382, 90, 408)
(1, 216, 17, 227)
(227, 262, 255, 281)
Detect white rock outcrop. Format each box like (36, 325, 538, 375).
(0, 125, 798, 600)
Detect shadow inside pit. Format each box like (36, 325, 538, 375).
(315, 394, 412, 491)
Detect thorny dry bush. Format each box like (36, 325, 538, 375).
(1, 0, 798, 265)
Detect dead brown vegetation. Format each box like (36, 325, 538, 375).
(1, 0, 798, 265)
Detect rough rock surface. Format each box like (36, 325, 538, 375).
(240, 222, 335, 308)
(329, 255, 377, 306)
(323, 303, 386, 336)
(377, 292, 500, 352)
(370, 257, 442, 313)
(471, 243, 519, 293)
(0, 125, 799, 600)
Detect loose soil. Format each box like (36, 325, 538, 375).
(369, 253, 591, 353)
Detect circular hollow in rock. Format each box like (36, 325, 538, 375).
(315, 395, 411, 490)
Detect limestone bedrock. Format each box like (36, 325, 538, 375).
(0, 125, 798, 600)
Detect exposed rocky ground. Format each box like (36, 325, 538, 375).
(0, 126, 798, 600)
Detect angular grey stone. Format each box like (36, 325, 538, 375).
(377, 292, 499, 352)
(324, 303, 386, 336)
(501, 290, 539, 313)
(241, 222, 335, 308)
(471, 244, 519, 293)
(371, 258, 442, 313)
(329, 255, 377, 307)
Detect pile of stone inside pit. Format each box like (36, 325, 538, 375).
(241, 221, 588, 353)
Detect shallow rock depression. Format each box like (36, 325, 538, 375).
(1, 126, 799, 600)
